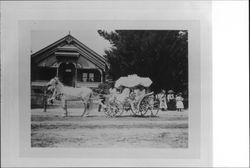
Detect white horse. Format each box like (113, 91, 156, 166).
(47, 77, 93, 117)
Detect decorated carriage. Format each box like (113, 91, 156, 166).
(102, 75, 160, 117)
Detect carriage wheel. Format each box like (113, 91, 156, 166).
(111, 101, 124, 117)
(106, 106, 117, 117)
(103, 106, 111, 117)
(138, 97, 149, 116)
(103, 103, 120, 117)
(130, 107, 138, 116)
(120, 100, 135, 117)
(150, 108, 160, 117)
(116, 109, 124, 117)
(115, 103, 124, 117)
(110, 105, 119, 117)
(129, 102, 141, 116)
(111, 103, 124, 117)
(150, 99, 160, 117)
(138, 95, 158, 117)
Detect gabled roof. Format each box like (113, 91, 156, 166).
(31, 34, 107, 70)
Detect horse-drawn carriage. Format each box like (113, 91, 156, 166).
(45, 75, 160, 117)
(101, 75, 160, 117)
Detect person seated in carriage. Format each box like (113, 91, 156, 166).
(128, 85, 146, 110)
(102, 75, 156, 117)
(133, 85, 146, 101)
(116, 87, 131, 103)
(98, 86, 131, 110)
(108, 83, 119, 102)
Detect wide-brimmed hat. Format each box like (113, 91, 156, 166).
(177, 92, 182, 96)
(161, 89, 166, 93)
(168, 90, 174, 94)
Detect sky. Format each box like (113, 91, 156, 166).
(31, 30, 112, 56)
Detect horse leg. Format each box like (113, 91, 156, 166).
(80, 100, 88, 117)
(81, 93, 92, 117)
(61, 98, 68, 117)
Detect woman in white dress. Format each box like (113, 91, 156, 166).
(175, 93, 184, 112)
(108, 86, 118, 102)
(116, 88, 131, 103)
(157, 89, 167, 111)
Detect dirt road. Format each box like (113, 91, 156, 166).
(31, 108, 188, 148)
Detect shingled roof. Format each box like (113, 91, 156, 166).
(31, 34, 107, 71)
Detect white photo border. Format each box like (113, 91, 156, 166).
(1, 1, 212, 167)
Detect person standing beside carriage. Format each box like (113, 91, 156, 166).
(98, 90, 106, 112)
(157, 89, 167, 111)
(175, 92, 184, 112)
(167, 90, 176, 110)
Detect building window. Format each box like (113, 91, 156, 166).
(89, 73, 94, 82)
(82, 73, 87, 82)
(82, 73, 94, 82)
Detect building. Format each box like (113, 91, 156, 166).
(31, 33, 108, 107)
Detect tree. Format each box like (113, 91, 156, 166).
(98, 30, 188, 94)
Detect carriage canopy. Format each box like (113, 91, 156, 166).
(115, 74, 152, 88)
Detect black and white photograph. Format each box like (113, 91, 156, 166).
(2, 1, 249, 167)
(4, 1, 238, 167)
(19, 18, 204, 161)
(30, 29, 189, 148)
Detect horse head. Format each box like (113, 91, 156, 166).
(47, 77, 59, 91)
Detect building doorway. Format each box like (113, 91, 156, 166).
(58, 62, 76, 87)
